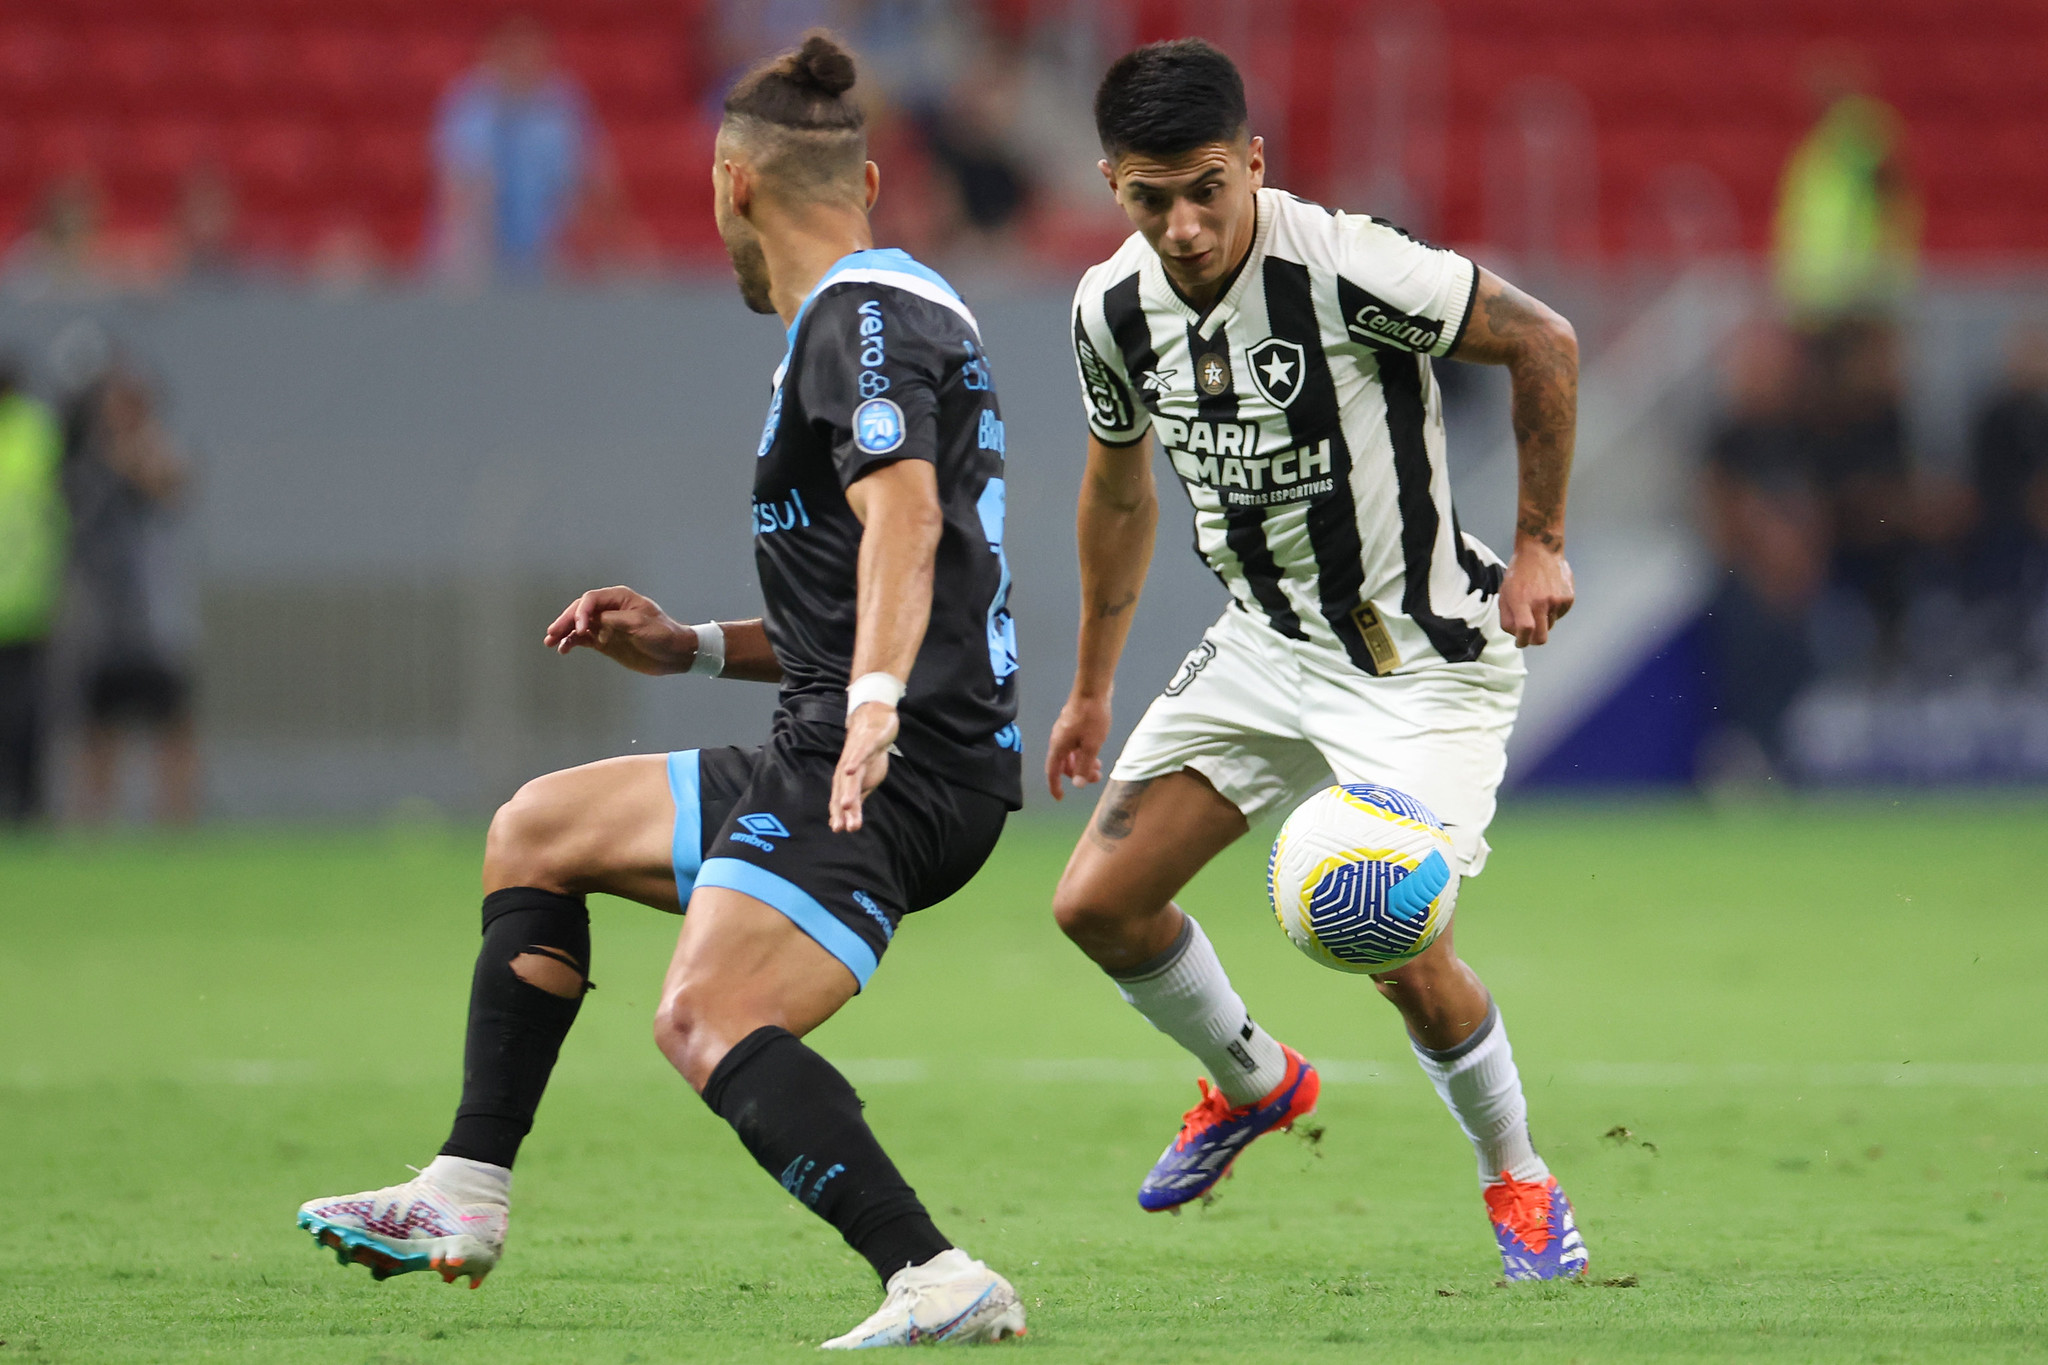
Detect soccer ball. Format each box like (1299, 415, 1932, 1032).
(1266, 783, 1458, 974)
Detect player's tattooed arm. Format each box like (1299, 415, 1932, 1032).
(1448, 268, 1579, 646)
(1049, 433, 1161, 799)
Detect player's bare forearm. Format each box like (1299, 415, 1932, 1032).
(1047, 433, 1156, 798)
(1449, 269, 1579, 645)
(713, 620, 783, 683)
(833, 459, 941, 830)
(1073, 431, 1159, 700)
(845, 459, 942, 684)
(1450, 268, 1577, 551)
(544, 588, 783, 681)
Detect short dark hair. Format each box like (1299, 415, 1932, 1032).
(1094, 39, 1248, 161)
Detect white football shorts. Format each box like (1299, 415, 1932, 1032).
(1110, 604, 1525, 875)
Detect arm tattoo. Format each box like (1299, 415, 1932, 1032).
(1480, 279, 1576, 547)
(1094, 591, 1137, 621)
(1090, 778, 1153, 843)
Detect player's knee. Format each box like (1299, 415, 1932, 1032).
(484, 775, 583, 891)
(651, 982, 724, 1092)
(1050, 875, 1116, 943)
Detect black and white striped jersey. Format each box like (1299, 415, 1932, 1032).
(1071, 188, 1507, 676)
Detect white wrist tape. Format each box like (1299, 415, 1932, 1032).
(846, 671, 907, 714)
(688, 622, 725, 677)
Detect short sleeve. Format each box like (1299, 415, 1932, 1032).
(797, 287, 944, 488)
(1071, 272, 1150, 446)
(1329, 215, 1480, 359)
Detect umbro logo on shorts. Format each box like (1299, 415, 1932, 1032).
(731, 811, 792, 852)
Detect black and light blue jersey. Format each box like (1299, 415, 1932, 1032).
(752, 248, 1021, 809)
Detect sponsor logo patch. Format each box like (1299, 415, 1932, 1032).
(1075, 328, 1135, 429)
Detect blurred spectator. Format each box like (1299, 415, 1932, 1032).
(166, 164, 243, 288)
(62, 363, 199, 825)
(1698, 323, 1829, 781)
(431, 15, 595, 282)
(1805, 318, 1914, 672)
(1964, 323, 2048, 668)
(1772, 54, 1919, 323)
(923, 52, 1033, 246)
(0, 356, 67, 824)
(4, 172, 115, 299)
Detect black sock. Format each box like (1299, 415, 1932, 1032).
(440, 887, 591, 1169)
(704, 1026, 952, 1283)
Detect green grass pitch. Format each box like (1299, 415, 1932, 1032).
(2, 799, 2045, 1362)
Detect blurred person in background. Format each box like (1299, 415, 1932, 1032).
(0, 355, 66, 824)
(62, 362, 199, 825)
(1966, 322, 2048, 674)
(922, 50, 1033, 251)
(431, 15, 595, 282)
(165, 164, 243, 289)
(5, 172, 115, 299)
(1772, 53, 1918, 326)
(1805, 317, 1914, 674)
(1697, 323, 1830, 782)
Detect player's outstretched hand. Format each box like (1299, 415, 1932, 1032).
(1497, 541, 1575, 648)
(831, 702, 898, 833)
(1046, 692, 1112, 800)
(543, 585, 693, 675)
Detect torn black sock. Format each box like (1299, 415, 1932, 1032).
(439, 886, 591, 1168)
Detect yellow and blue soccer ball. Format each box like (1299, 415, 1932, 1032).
(1267, 783, 1458, 973)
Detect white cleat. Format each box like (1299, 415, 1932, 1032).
(820, 1248, 1027, 1349)
(296, 1164, 508, 1288)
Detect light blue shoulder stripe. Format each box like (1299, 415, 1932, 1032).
(783, 248, 975, 354)
(694, 856, 880, 989)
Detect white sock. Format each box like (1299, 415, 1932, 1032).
(1410, 1003, 1549, 1186)
(1109, 913, 1288, 1106)
(422, 1154, 512, 1205)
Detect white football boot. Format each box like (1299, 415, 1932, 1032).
(820, 1248, 1026, 1349)
(296, 1157, 509, 1288)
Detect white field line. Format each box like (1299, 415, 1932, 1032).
(7, 1059, 2047, 1089)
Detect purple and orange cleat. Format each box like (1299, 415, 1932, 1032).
(1484, 1172, 1589, 1281)
(1138, 1045, 1321, 1211)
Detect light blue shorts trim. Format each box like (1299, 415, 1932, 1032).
(666, 749, 702, 907)
(693, 856, 880, 990)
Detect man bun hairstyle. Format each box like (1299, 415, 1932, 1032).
(724, 31, 863, 130)
(721, 31, 867, 197)
(1095, 38, 1248, 160)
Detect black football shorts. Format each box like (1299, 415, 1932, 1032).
(665, 698, 1007, 989)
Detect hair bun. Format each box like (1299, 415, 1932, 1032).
(790, 32, 857, 97)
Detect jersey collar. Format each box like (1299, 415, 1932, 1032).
(1149, 189, 1271, 339)
(773, 247, 966, 388)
